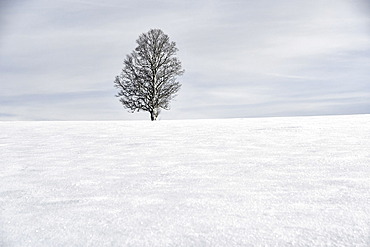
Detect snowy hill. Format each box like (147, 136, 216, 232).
(1, 115, 369, 246)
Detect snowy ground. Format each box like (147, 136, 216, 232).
(0, 115, 369, 246)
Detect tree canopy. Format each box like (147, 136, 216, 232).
(114, 29, 184, 120)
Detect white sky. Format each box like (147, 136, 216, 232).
(1, 0, 370, 120)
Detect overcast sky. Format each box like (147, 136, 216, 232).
(1, 0, 370, 120)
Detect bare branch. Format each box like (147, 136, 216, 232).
(114, 29, 184, 120)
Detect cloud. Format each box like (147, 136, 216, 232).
(0, 0, 369, 120)
(0, 89, 139, 120)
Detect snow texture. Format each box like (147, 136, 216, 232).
(1, 115, 370, 246)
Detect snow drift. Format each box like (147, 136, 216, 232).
(1, 115, 369, 246)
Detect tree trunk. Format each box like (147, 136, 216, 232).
(150, 111, 156, 121)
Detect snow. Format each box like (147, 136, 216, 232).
(1, 115, 370, 246)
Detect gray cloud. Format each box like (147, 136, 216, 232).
(1, 0, 369, 120)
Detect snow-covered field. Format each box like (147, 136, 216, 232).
(1, 115, 369, 246)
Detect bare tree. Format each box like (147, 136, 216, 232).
(114, 29, 184, 121)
